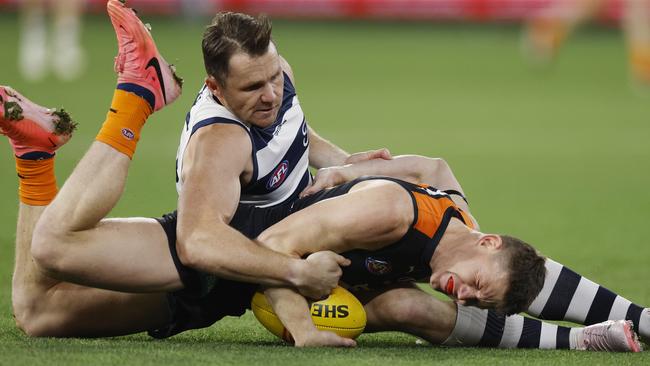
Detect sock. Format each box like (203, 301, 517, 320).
(95, 87, 153, 159)
(16, 155, 57, 205)
(630, 46, 650, 84)
(443, 305, 577, 349)
(526, 258, 649, 341)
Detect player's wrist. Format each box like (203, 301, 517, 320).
(286, 258, 308, 289)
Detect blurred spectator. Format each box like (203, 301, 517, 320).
(19, 0, 86, 82)
(523, 0, 650, 85)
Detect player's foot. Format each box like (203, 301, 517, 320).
(0, 86, 76, 158)
(107, 0, 183, 112)
(576, 320, 642, 352)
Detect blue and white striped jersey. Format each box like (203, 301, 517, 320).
(175, 73, 311, 207)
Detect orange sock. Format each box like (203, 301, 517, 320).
(95, 89, 153, 159)
(16, 157, 58, 206)
(630, 46, 650, 84)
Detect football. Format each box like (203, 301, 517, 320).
(251, 286, 367, 342)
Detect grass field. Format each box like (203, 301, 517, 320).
(0, 10, 649, 365)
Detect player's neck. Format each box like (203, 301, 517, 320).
(431, 219, 481, 269)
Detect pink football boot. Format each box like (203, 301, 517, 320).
(107, 0, 183, 111)
(0, 86, 76, 158)
(576, 320, 643, 352)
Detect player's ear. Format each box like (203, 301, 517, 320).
(478, 234, 502, 250)
(205, 76, 224, 99)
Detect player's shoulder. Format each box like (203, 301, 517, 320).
(191, 121, 251, 147)
(279, 55, 296, 86)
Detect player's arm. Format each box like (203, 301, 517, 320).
(176, 124, 346, 298)
(301, 155, 478, 228)
(259, 180, 413, 346)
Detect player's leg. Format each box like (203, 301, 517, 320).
(525, 258, 650, 343)
(523, 0, 606, 63)
(624, 0, 650, 84)
(52, 0, 86, 81)
(31, 0, 183, 292)
(359, 284, 457, 344)
(18, 0, 47, 81)
(361, 285, 642, 351)
(1, 87, 172, 337)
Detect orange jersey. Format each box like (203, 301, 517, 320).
(337, 177, 474, 291)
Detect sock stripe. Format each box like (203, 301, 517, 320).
(626, 304, 644, 333)
(608, 296, 633, 320)
(478, 310, 505, 347)
(443, 305, 488, 346)
(517, 317, 542, 348)
(584, 286, 617, 325)
(539, 266, 581, 320)
(565, 277, 599, 323)
(498, 315, 524, 348)
(539, 323, 558, 349)
(116, 83, 155, 110)
(556, 325, 571, 349)
(527, 259, 563, 316)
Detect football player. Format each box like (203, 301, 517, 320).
(2, 0, 646, 352)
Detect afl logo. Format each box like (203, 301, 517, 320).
(267, 160, 289, 190)
(121, 128, 135, 140)
(365, 257, 392, 275)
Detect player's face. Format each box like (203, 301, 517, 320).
(430, 248, 509, 310)
(209, 43, 284, 128)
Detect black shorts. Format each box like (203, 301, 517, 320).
(149, 177, 384, 339)
(149, 202, 294, 339)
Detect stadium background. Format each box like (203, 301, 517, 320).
(0, 0, 648, 364)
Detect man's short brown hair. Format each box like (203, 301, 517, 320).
(202, 12, 272, 85)
(498, 235, 546, 315)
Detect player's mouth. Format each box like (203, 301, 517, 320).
(445, 275, 455, 296)
(256, 104, 278, 113)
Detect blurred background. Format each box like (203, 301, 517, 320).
(0, 0, 649, 351)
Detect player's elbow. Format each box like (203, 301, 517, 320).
(175, 233, 201, 269)
(175, 229, 217, 270)
(421, 156, 449, 179)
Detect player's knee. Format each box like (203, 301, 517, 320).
(12, 292, 60, 337)
(30, 222, 68, 278)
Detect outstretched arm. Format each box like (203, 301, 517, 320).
(301, 155, 478, 228)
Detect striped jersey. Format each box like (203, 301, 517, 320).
(175, 73, 311, 207)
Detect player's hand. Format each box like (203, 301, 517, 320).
(299, 167, 345, 198)
(295, 251, 350, 299)
(344, 148, 392, 165)
(294, 329, 357, 348)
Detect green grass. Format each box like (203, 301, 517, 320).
(1, 12, 649, 365)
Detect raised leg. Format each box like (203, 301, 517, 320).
(1, 87, 171, 337)
(29, 0, 184, 292)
